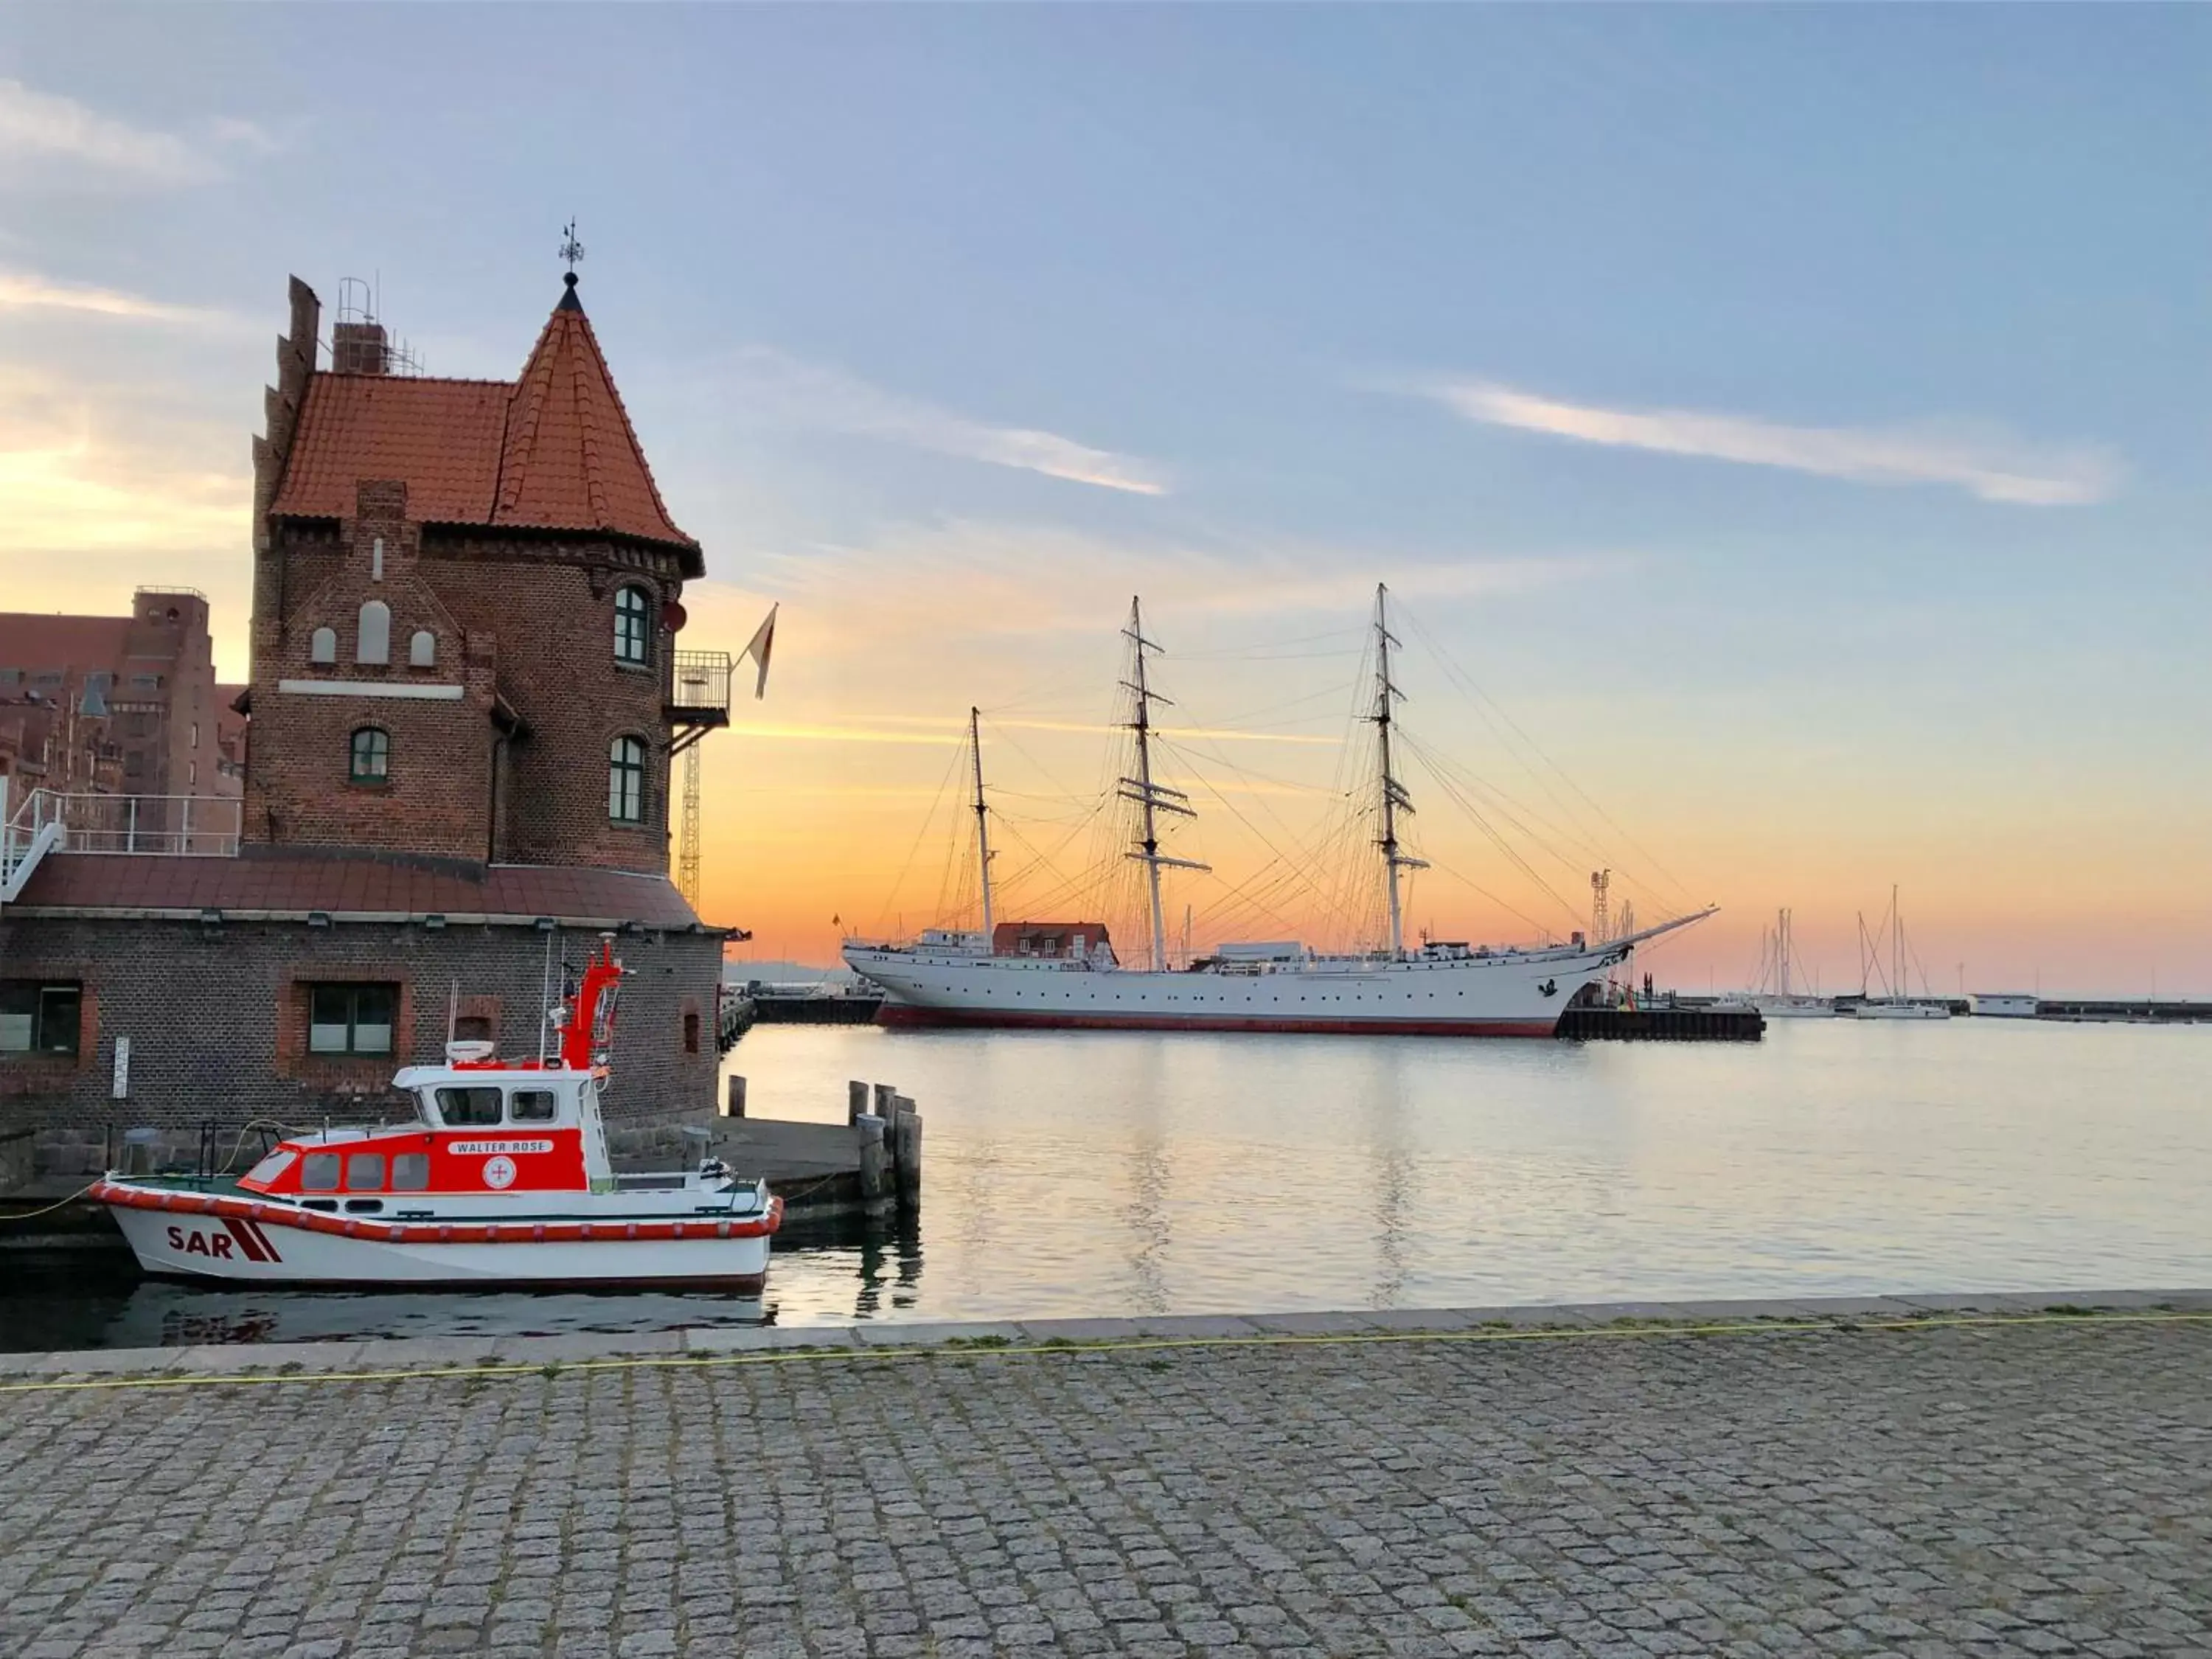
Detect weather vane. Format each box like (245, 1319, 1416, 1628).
(559, 220, 585, 274)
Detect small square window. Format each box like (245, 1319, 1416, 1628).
(346, 1152, 386, 1192)
(437, 1086, 504, 1127)
(392, 1152, 431, 1192)
(510, 1089, 557, 1124)
(301, 1152, 341, 1192)
(307, 984, 398, 1056)
(0, 983, 80, 1055)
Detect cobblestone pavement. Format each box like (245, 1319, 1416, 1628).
(1, 1318, 2208, 1658)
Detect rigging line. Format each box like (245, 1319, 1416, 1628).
(1202, 679, 1365, 730)
(1408, 745, 1582, 925)
(872, 740, 967, 936)
(1399, 731, 1667, 903)
(1424, 857, 1558, 939)
(1402, 608, 1694, 906)
(980, 714, 1093, 806)
(1152, 736, 1342, 799)
(1170, 626, 1366, 660)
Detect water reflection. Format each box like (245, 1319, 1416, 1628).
(8, 1019, 2211, 1351)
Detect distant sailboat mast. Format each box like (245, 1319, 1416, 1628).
(969, 706, 995, 939)
(1370, 583, 1428, 959)
(1118, 597, 1208, 971)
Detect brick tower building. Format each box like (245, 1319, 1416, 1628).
(0, 274, 735, 1188)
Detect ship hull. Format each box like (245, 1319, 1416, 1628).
(846, 942, 1630, 1038)
(877, 1003, 1556, 1037)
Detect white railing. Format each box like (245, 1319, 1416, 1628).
(1, 784, 242, 872)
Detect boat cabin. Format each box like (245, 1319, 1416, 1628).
(235, 938, 627, 1203)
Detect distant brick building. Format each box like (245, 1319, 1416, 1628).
(0, 590, 234, 810)
(0, 274, 734, 1189)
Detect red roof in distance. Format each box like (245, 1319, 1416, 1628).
(271, 274, 698, 562)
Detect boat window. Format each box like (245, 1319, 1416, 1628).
(243, 1149, 296, 1186)
(510, 1088, 557, 1124)
(301, 1152, 341, 1192)
(392, 1152, 430, 1192)
(344, 1199, 384, 1214)
(437, 1086, 504, 1126)
(346, 1152, 386, 1192)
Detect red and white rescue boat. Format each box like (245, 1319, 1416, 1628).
(92, 939, 782, 1290)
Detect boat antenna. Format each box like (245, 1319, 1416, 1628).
(1370, 583, 1428, 959)
(445, 980, 458, 1048)
(969, 706, 995, 940)
(538, 923, 555, 1066)
(1118, 596, 1208, 972)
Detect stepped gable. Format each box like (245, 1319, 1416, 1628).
(269, 274, 698, 565)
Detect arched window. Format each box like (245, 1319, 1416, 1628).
(355, 599, 391, 665)
(614, 585, 650, 666)
(608, 735, 646, 822)
(309, 627, 337, 665)
(349, 726, 389, 785)
(408, 630, 437, 668)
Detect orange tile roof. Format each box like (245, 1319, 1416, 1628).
(271, 276, 698, 563)
(273, 376, 509, 526)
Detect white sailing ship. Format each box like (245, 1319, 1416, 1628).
(1750, 908, 1835, 1018)
(845, 588, 1711, 1037)
(1844, 886, 1952, 1020)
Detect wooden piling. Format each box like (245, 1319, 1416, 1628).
(848, 1080, 869, 1124)
(725, 1075, 748, 1119)
(855, 1113, 888, 1203)
(873, 1082, 897, 1117)
(894, 1110, 922, 1208)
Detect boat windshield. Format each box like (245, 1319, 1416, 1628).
(243, 1149, 296, 1186)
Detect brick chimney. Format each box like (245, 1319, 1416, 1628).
(332, 320, 389, 375)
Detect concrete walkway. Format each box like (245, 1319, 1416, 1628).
(1, 1293, 2208, 1658)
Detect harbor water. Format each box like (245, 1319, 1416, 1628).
(6, 1018, 2208, 1349)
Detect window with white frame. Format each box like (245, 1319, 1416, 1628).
(609, 735, 646, 822)
(614, 586, 650, 666)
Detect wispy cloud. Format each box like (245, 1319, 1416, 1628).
(0, 364, 248, 562)
(1418, 378, 2119, 507)
(0, 271, 239, 330)
(0, 78, 269, 187)
(727, 347, 1169, 495)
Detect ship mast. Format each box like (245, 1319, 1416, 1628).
(1119, 597, 1208, 970)
(969, 706, 995, 940)
(1369, 584, 1429, 959)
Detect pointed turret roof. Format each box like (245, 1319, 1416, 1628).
(493, 273, 695, 553)
(269, 273, 700, 572)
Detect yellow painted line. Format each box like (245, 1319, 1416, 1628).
(0, 1310, 2205, 1396)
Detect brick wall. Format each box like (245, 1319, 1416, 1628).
(247, 515, 688, 876)
(0, 913, 723, 1184)
(422, 540, 682, 873)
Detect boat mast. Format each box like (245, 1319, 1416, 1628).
(1119, 597, 1208, 970)
(969, 706, 995, 939)
(1370, 583, 1427, 959)
(1892, 883, 1902, 1004)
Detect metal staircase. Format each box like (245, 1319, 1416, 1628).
(0, 782, 65, 906)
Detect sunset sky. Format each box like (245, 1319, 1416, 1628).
(3, 7, 2208, 993)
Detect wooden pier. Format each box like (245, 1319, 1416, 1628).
(709, 1076, 921, 1220)
(1557, 1005, 1765, 1041)
(748, 992, 885, 1025)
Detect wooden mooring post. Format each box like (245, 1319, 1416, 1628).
(725, 1075, 748, 1119)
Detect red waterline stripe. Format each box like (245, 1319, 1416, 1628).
(88, 1183, 782, 1245)
(874, 1006, 1559, 1037)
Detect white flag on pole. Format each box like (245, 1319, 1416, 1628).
(741, 605, 777, 699)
